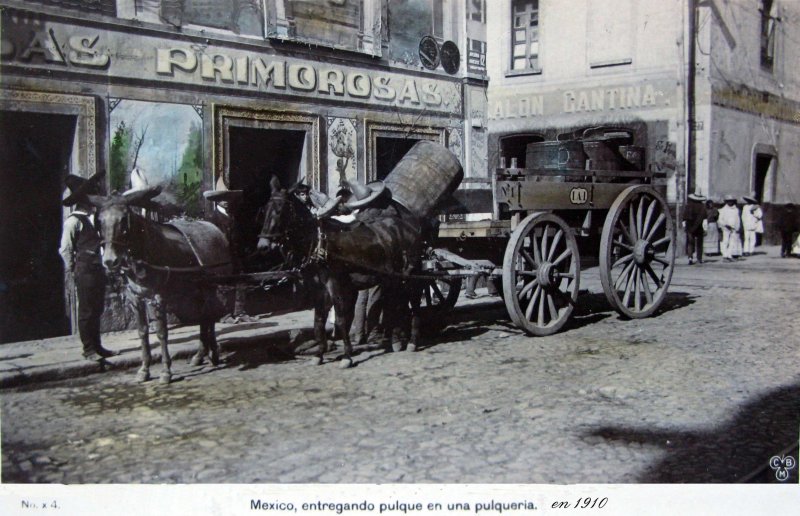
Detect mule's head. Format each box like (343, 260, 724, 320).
(89, 186, 161, 273)
(257, 176, 313, 253)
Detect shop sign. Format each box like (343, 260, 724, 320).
(488, 80, 676, 120)
(467, 39, 486, 75)
(0, 15, 461, 115)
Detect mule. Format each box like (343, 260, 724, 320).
(257, 178, 425, 368)
(89, 187, 233, 383)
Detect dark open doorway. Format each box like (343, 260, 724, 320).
(0, 111, 76, 343)
(227, 127, 306, 261)
(754, 153, 773, 203)
(375, 137, 420, 180)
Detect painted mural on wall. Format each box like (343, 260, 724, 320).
(447, 127, 464, 166)
(109, 100, 203, 216)
(652, 140, 677, 176)
(327, 117, 358, 193)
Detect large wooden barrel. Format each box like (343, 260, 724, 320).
(384, 140, 464, 218)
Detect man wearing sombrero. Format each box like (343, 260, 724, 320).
(59, 171, 117, 361)
(741, 193, 763, 257)
(718, 194, 742, 262)
(682, 190, 708, 265)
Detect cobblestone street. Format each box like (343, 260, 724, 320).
(2, 249, 799, 484)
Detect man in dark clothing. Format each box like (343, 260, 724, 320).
(682, 191, 708, 264)
(779, 203, 799, 258)
(59, 171, 116, 361)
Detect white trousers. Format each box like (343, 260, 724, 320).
(743, 230, 758, 255)
(720, 229, 741, 259)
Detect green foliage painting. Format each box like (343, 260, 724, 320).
(109, 100, 204, 217)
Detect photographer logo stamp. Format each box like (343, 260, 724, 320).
(769, 455, 796, 481)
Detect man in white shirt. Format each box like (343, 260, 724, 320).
(717, 194, 742, 262)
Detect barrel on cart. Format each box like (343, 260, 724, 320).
(434, 126, 676, 335)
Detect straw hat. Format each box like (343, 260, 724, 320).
(723, 194, 737, 202)
(742, 192, 758, 204)
(688, 190, 706, 202)
(62, 171, 105, 206)
(203, 175, 243, 203)
(309, 189, 341, 218)
(343, 179, 386, 209)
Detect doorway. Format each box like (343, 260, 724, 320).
(227, 127, 307, 259)
(500, 133, 545, 168)
(0, 111, 77, 343)
(375, 137, 421, 180)
(754, 153, 773, 203)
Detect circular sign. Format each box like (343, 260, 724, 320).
(440, 41, 460, 74)
(418, 36, 440, 70)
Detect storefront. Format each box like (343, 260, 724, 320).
(0, 5, 478, 341)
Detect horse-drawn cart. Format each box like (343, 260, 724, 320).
(424, 127, 677, 336)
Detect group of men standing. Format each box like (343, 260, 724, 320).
(682, 191, 785, 264)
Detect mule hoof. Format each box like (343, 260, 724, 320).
(391, 342, 404, 353)
(136, 370, 150, 383)
(339, 358, 353, 369)
(159, 372, 172, 384)
(310, 356, 323, 366)
(190, 355, 204, 367)
(210, 353, 220, 367)
(407, 344, 418, 352)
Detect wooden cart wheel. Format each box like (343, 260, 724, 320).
(599, 185, 675, 318)
(502, 212, 580, 335)
(418, 277, 462, 315)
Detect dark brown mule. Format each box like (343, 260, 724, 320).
(257, 178, 425, 368)
(89, 187, 232, 383)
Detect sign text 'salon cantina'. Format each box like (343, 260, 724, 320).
(0, 18, 462, 115)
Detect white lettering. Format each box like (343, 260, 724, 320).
(288, 64, 316, 91)
(318, 69, 345, 95)
(20, 31, 64, 63)
(346, 72, 371, 97)
(373, 76, 396, 101)
(398, 80, 420, 104)
(250, 58, 285, 89)
(201, 54, 234, 82)
(591, 89, 604, 111)
(625, 86, 641, 108)
(68, 35, 109, 68)
(421, 82, 442, 105)
(563, 91, 576, 113)
(235, 56, 249, 84)
(156, 48, 197, 75)
(642, 84, 657, 106)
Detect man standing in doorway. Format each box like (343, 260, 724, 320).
(60, 172, 117, 361)
(741, 194, 764, 256)
(682, 191, 708, 265)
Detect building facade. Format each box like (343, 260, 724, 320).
(485, 0, 800, 237)
(0, 0, 489, 343)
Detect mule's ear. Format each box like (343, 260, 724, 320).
(123, 185, 162, 206)
(269, 175, 282, 192)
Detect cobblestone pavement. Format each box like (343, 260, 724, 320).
(2, 249, 799, 484)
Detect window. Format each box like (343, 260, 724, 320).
(24, 0, 116, 16)
(510, 0, 539, 72)
(760, 0, 777, 70)
(469, 0, 485, 23)
(432, 0, 445, 40)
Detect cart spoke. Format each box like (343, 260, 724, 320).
(614, 260, 636, 290)
(652, 255, 672, 267)
(520, 249, 537, 268)
(641, 269, 653, 305)
(430, 282, 445, 303)
(424, 287, 432, 306)
(642, 198, 657, 239)
(552, 272, 575, 280)
(629, 204, 638, 241)
(612, 239, 634, 252)
(612, 253, 634, 269)
(518, 278, 537, 299)
(540, 225, 550, 263)
(531, 234, 542, 265)
(636, 197, 645, 238)
(547, 229, 563, 262)
(525, 285, 542, 321)
(547, 293, 558, 321)
(644, 263, 663, 288)
(651, 235, 671, 248)
(634, 269, 641, 311)
(517, 270, 538, 277)
(621, 265, 636, 307)
(538, 288, 546, 327)
(645, 213, 666, 242)
(618, 220, 635, 245)
(552, 248, 573, 268)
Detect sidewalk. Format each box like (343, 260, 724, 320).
(0, 290, 499, 389)
(1, 246, 794, 389)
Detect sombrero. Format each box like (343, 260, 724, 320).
(62, 171, 105, 206)
(688, 190, 706, 201)
(723, 194, 737, 202)
(742, 193, 758, 204)
(122, 167, 150, 195)
(344, 179, 386, 209)
(309, 189, 341, 218)
(203, 175, 243, 203)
